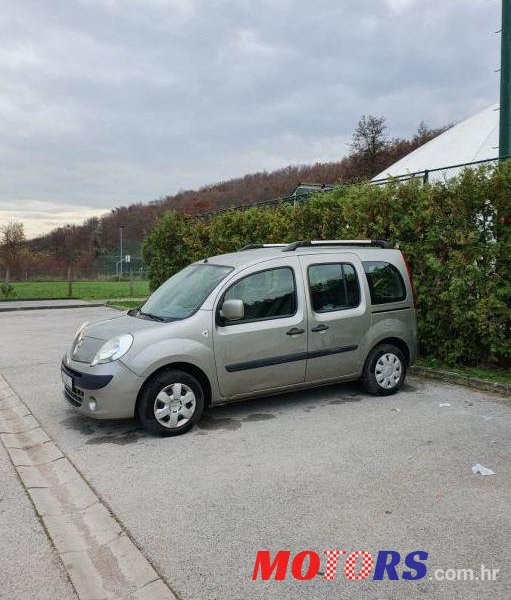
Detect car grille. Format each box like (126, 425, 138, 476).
(64, 386, 84, 408)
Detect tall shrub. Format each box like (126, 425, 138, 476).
(142, 165, 511, 366)
(142, 211, 210, 289)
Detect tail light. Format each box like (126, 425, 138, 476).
(400, 250, 417, 308)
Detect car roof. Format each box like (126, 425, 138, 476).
(200, 242, 401, 270)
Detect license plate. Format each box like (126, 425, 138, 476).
(62, 371, 73, 389)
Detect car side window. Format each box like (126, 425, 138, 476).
(363, 261, 406, 304)
(308, 263, 360, 313)
(222, 267, 297, 323)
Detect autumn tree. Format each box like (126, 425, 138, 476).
(350, 115, 388, 176)
(0, 221, 25, 282)
(51, 225, 84, 296)
(414, 120, 448, 146)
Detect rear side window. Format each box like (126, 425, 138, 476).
(363, 261, 406, 304)
(308, 263, 360, 312)
(223, 267, 296, 323)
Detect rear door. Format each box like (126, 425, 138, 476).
(213, 257, 308, 398)
(299, 253, 370, 383)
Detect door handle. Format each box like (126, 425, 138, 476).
(286, 327, 305, 336)
(311, 323, 329, 332)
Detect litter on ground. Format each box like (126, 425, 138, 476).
(471, 464, 495, 476)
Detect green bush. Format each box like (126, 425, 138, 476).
(142, 164, 511, 367)
(0, 283, 16, 299)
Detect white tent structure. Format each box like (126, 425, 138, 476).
(372, 104, 499, 182)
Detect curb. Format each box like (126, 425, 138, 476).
(409, 365, 511, 397)
(0, 296, 84, 302)
(0, 375, 177, 600)
(0, 302, 106, 312)
(105, 302, 131, 311)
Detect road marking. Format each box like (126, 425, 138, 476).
(0, 374, 177, 600)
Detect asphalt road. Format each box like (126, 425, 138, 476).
(0, 306, 510, 600)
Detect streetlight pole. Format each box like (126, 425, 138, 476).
(500, 0, 511, 159)
(119, 225, 125, 281)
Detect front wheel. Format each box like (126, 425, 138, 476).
(136, 369, 205, 435)
(361, 343, 406, 395)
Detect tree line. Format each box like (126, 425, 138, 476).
(1, 116, 446, 284)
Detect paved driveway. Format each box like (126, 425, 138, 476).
(0, 306, 510, 599)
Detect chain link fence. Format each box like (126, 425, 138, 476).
(2, 250, 148, 285)
(371, 156, 501, 186)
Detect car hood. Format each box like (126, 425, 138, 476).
(71, 314, 163, 363)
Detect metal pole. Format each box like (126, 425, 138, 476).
(119, 226, 125, 281)
(500, 0, 511, 159)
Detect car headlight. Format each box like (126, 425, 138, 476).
(90, 334, 133, 366)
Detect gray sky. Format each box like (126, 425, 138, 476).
(0, 0, 499, 237)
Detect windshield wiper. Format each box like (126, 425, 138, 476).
(139, 311, 166, 322)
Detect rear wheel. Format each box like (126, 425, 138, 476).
(361, 343, 406, 395)
(137, 369, 205, 435)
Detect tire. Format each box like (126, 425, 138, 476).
(361, 343, 406, 396)
(136, 369, 205, 436)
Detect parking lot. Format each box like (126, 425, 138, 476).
(1, 305, 510, 600)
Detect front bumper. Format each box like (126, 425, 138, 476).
(61, 358, 143, 419)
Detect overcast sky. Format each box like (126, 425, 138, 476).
(0, 0, 500, 237)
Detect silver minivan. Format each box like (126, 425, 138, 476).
(61, 240, 417, 435)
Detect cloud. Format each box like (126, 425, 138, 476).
(0, 201, 109, 238)
(230, 29, 283, 58)
(383, 0, 421, 14)
(0, 0, 498, 237)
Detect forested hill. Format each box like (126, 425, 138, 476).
(28, 118, 446, 260)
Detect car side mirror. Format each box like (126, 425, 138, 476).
(220, 299, 244, 321)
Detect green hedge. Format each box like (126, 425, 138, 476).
(142, 165, 511, 366)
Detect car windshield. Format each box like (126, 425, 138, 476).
(138, 264, 233, 321)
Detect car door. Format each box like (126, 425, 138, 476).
(299, 253, 370, 383)
(213, 257, 308, 398)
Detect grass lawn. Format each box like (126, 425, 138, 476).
(416, 358, 511, 386)
(2, 280, 150, 301)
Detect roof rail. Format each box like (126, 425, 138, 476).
(282, 239, 391, 252)
(240, 243, 288, 251)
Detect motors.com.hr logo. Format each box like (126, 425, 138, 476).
(252, 550, 500, 583)
(252, 549, 428, 581)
